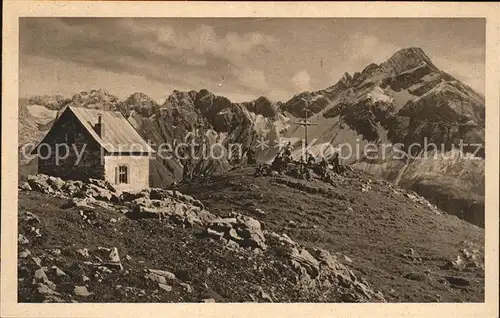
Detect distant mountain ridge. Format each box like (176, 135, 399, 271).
(19, 47, 486, 227)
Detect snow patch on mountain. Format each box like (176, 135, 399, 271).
(367, 87, 394, 104)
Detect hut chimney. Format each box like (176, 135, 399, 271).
(95, 114, 104, 138)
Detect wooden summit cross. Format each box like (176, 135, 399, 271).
(295, 98, 317, 157)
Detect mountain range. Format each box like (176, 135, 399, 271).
(18, 47, 485, 227)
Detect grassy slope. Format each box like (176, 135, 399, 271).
(17, 168, 484, 303)
(177, 167, 485, 302)
(18, 192, 310, 303)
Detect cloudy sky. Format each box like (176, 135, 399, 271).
(19, 18, 485, 103)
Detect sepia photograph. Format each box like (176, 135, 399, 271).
(2, 1, 499, 317)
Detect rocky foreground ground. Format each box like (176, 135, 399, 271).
(18, 168, 484, 303)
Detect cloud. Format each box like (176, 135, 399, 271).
(19, 18, 484, 103)
(121, 20, 277, 68)
(434, 56, 485, 94)
(20, 18, 279, 100)
(291, 70, 311, 92)
(342, 32, 402, 68)
(237, 68, 270, 93)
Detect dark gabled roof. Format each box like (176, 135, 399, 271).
(35, 106, 155, 154)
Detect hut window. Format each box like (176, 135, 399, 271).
(116, 165, 129, 184)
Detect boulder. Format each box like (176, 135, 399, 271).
(23, 211, 41, 225)
(205, 215, 266, 250)
(34, 269, 48, 281)
(62, 180, 83, 196)
(47, 176, 65, 191)
(19, 182, 32, 191)
(120, 190, 148, 202)
(43, 295, 65, 303)
(266, 232, 385, 302)
(131, 197, 214, 226)
(107, 247, 123, 270)
(51, 249, 62, 256)
(37, 283, 61, 296)
(290, 248, 320, 279)
(18, 234, 30, 245)
(89, 178, 116, 193)
(83, 184, 118, 202)
(202, 298, 216, 303)
(145, 272, 167, 285)
(234, 214, 267, 250)
(76, 248, 90, 258)
(206, 228, 224, 240)
(148, 269, 177, 281)
(74, 285, 92, 297)
(179, 282, 193, 293)
(19, 249, 31, 258)
(51, 266, 67, 277)
(31, 256, 42, 267)
(27, 174, 53, 194)
(253, 208, 267, 217)
(158, 283, 173, 292)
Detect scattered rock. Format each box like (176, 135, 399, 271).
(179, 282, 193, 293)
(74, 285, 93, 297)
(30, 227, 42, 237)
(206, 214, 267, 250)
(43, 295, 65, 303)
(202, 298, 216, 303)
(37, 283, 61, 296)
(107, 247, 123, 270)
(258, 287, 273, 302)
(19, 182, 32, 191)
(290, 248, 320, 279)
(82, 275, 90, 283)
(27, 175, 53, 194)
(24, 211, 41, 224)
(341, 254, 353, 263)
(47, 176, 65, 191)
(206, 228, 224, 240)
(51, 266, 66, 277)
(31, 256, 42, 267)
(158, 283, 172, 292)
(34, 269, 48, 281)
(253, 208, 267, 217)
(18, 234, 29, 245)
(76, 248, 90, 258)
(145, 269, 177, 286)
(51, 249, 62, 256)
(148, 269, 177, 281)
(19, 249, 31, 258)
(403, 272, 426, 281)
(131, 196, 214, 227)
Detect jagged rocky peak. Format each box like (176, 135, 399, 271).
(243, 96, 279, 118)
(340, 72, 353, 86)
(163, 89, 199, 109)
(120, 92, 160, 117)
(69, 88, 121, 111)
(381, 47, 438, 75)
(125, 92, 159, 107)
(361, 63, 380, 75)
(27, 95, 71, 110)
